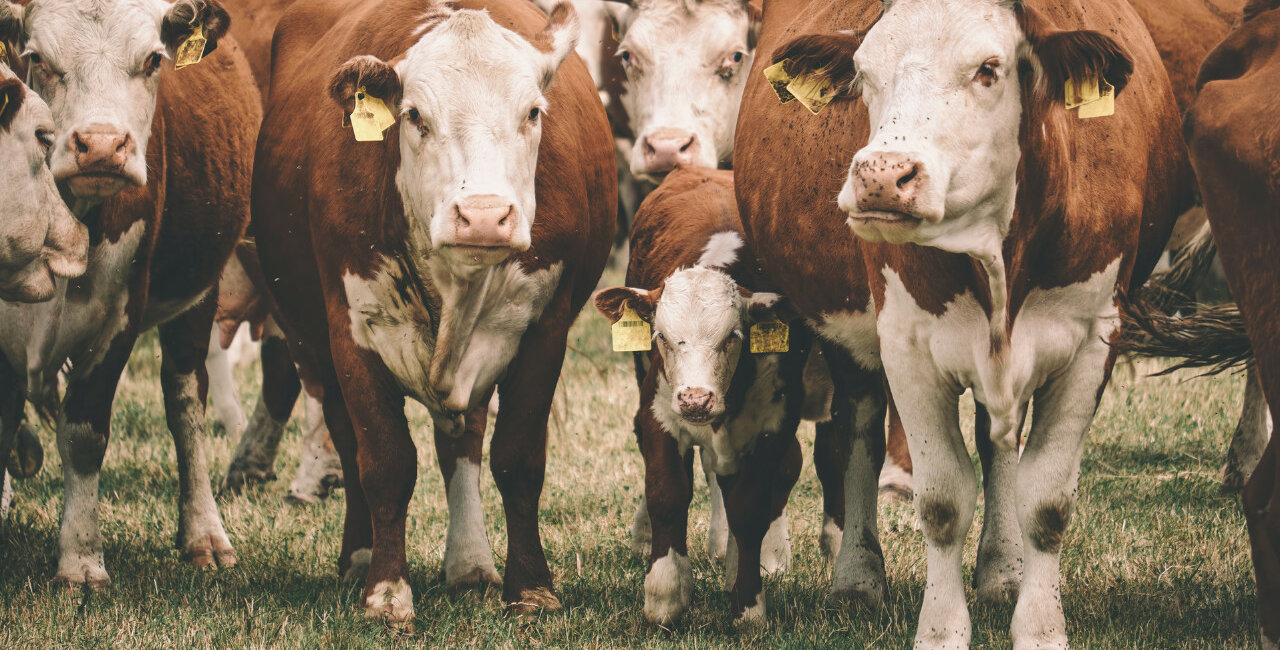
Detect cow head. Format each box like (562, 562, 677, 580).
(20, 0, 229, 202)
(329, 6, 578, 271)
(595, 266, 792, 425)
(772, 0, 1131, 256)
(0, 62, 88, 302)
(607, 0, 760, 182)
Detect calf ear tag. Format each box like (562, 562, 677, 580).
(350, 86, 397, 142)
(763, 59, 834, 115)
(611, 302, 652, 352)
(174, 22, 207, 69)
(0, 42, 8, 63)
(1077, 77, 1114, 119)
(750, 319, 789, 354)
(764, 60, 797, 103)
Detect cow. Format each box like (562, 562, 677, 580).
(0, 0, 259, 585)
(252, 0, 615, 624)
(738, 0, 1188, 647)
(594, 166, 819, 624)
(1128, 1, 1280, 645)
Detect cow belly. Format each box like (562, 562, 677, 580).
(0, 221, 147, 385)
(877, 259, 1121, 410)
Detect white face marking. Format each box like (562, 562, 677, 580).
(23, 0, 173, 198)
(643, 548, 692, 626)
(0, 66, 85, 302)
(696, 230, 743, 269)
(395, 9, 576, 270)
(613, 0, 755, 179)
(837, 0, 1026, 255)
(651, 267, 745, 422)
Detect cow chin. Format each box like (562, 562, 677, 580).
(62, 173, 134, 200)
(436, 244, 518, 269)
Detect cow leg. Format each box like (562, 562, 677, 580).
(159, 299, 237, 569)
(700, 447, 729, 562)
(639, 410, 694, 626)
(631, 494, 653, 558)
(813, 419, 847, 564)
(1223, 365, 1272, 494)
(318, 386, 375, 583)
(973, 402, 1024, 603)
(287, 392, 343, 504)
(489, 320, 573, 615)
(880, 398, 914, 501)
(204, 320, 248, 440)
(434, 401, 501, 589)
(53, 329, 138, 587)
(222, 319, 301, 493)
(822, 344, 888, 605)
(722, 433, 802, 625)
(1244, 433, 1280, 649)
(1009, 345, 1112, 650)
(0, 367, 25, 518)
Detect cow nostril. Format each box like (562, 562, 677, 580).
(897, 165, 919, 189)
(455, 207, 471, 227)
(115, 135, 130, 153)
(679, 137, 694, 153)
(74, 135, 89, 154)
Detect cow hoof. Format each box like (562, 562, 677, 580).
(732, 597, 766, 627)
(446, 566, 502, 592)
(828, 581, 887, 609)
(220, 466, 276, 496)
(364, 578, 415, 631)
(1220, 463, 1245, 495)
(878, 483, 913, 503)
(7, 424, 44, 479)
(504, 587, 561, 617)
(52, 565, 111, 590)
(183, 534, 237, 570)
(975, 576, 1020, 603)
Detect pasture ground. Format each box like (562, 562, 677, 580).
(0, 269, 1258, 648)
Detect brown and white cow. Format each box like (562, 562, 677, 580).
(252, 0, 615, 623)
(1179, 2, 1280, 645)
(595, 166, 815, 624)
(0, 0, 258, 585)
(739, 0, 1188, 647)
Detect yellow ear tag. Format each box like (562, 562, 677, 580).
(786, 73, 835, 115)
(1064, 73, 1101, 110)
(174, 22, 207, 70)
(764, 60, 796, 104)
(749, 319, 789, 354)
(0, 42, 8, 63)
(611, 303, 652, 352)
(1078, 77, 1114, 119)
(349, 86, 397, 142)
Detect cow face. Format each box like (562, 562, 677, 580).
(608, 0, 759, 182)
(0, 63, 89, 302)
(595, 267, 789, 425)
(772, 0, 1131, 255)
(20, 0, 230, 201)
(329, 6, 578, 271)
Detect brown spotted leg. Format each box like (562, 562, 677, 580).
(158, 297, 236, 569)
(880, 398, 914, 501)
(637, 394, 695, 626)
(490, 316, 574, 614)
(434, 394, 501, 589)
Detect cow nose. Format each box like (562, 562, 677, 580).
(452, 195, 517, 248)
(676, 387, 716, 420)
(71, 125, 133, 173)
(850, 152, 926, 215)
(640, 128, 699, 174)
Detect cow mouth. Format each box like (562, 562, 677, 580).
(679, 410, 717, 425)
(440, 244, 515, 266)
(847, 210, 922, 225)
(62, 172, 134, 199)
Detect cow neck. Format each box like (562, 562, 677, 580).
(425, 257, 496, 391)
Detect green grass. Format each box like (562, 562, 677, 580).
(0, 271, 1257, 648)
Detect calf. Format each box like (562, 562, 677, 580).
(253, 0, 615, 624)
(0, 0, 258, 584)
(595, 166, 810, 624)
(762, 0, 1186, 647)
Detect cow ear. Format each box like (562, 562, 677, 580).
(161, 0, 232, 59)
(744, 290, 799, 324)
(536, 2, 580, 91)
(0, 78, 23, 131)
(1016, 4, 1132, 103)
(744, 2, 762, 51)
(328, 55, 403, 116)
(594, 286, 657, 324)
(603, 1, 632, 41)
(0, 1, 22, 47)
(769, 32, 865, 99)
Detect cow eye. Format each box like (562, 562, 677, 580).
(619, 50, 633, 67)
(975, 58, 999, 86)
(36, 128, 55, 150)
(25, 51, 42, 65)
(406, 108, 420, 123)
(143, 52, 164, 77)
(528, 106, 540, 122)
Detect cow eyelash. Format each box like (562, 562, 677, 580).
(36, 128, 55, 150)
(143, 52, 164, 77)
(974, 58, 1000, 86)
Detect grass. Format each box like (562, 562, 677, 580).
(0, 267, 1258, 648)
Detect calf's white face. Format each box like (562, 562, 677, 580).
(330, 7, 578, 271)
(21, 0, 231, 201)
(772, 0, 1132, 256)
(0, 68, 88, 302)
(609, 0, 758, 181)
(595, 266, 786, 425)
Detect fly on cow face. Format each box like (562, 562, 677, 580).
(387, 7, 577, 272)
(21, 0, 230, 202)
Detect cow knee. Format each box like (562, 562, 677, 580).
(1028, 495, 1073, 554)
(61, 421, 108, 475)
(917, 495, 959, 546)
